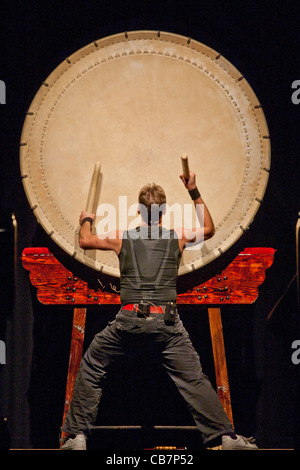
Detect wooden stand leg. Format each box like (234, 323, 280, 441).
(60, 308, 87, 446)
(208, 307, 234, 428)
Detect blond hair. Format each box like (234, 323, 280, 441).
(138, 183, 166, 224)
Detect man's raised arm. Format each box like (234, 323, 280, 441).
(177, 171, 215, 250)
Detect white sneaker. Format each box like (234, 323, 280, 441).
(61, 433, 86, 450)
(222, 434, 258, 450)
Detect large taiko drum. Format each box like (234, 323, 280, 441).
(20, 31, 270, 277)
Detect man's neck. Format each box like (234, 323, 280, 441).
(140, 221, 163, 227)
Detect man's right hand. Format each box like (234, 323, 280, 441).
(179, 171, 196, 191)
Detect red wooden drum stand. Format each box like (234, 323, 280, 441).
(22, 246, 274, 447)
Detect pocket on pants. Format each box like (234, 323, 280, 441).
(115, 313, 142, 333)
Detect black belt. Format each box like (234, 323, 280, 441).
(122, 301, 177, 323)
(122, 303, 165, 314)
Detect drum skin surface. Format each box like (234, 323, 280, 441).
(20, 31, 270, 277)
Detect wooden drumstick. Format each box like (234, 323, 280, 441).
(86, 161, 101, 213)
(181, 153, 190, 181)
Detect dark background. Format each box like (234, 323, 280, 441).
(0, 0, 300, 450)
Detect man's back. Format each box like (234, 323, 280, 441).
(118, 226, 181, 304)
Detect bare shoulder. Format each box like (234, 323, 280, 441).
(174, 227, 194, 241)
(173, 227, 184, 239)
(108, 230, 124, 240)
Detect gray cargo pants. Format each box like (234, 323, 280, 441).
(63, 306, 233, 445)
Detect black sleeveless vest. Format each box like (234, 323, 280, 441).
(118, 226, 181, 304)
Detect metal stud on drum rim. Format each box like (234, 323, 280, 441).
(20, 30, 270, 277)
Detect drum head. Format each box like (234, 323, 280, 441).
(20, 31, 270, 277)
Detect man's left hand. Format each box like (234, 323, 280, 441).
(79, 211, 96, 225)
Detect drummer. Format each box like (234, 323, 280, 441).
(61, 171, 258, 451)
